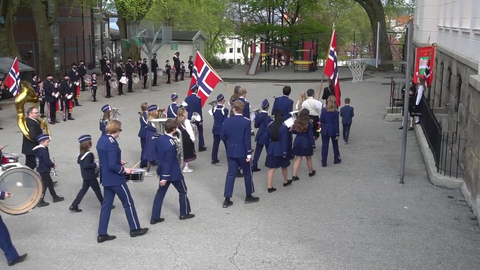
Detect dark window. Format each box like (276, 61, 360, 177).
(229, 48, 233, 53)
(237, 58, 241, 64)
(237, 48, 241, 53)
(438, 62, 444, 107)
(455, 75, 462, 113)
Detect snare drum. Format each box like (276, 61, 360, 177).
(0, 163, 43, 215)
(1, 153, 22, 164)
(125, 169, 146, 183)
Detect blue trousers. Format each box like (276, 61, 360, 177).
(321, 135, 340, 164)
(211, 134, 226, 161)
(151, 177, 191, 219)
(98, 184, 140, 235)
(252, 143, 266, 169)
(342, 124, 351, 142)
(140, 138, 147, 167)
(0, 215, 19, 263)
(287, 132, 293, 157)
(195, 122, 205, 149)
(224, 157, 255, 198)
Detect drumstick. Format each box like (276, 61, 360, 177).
(131, 161, 141, 170)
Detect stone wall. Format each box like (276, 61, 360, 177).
(417, 43, 480, 219)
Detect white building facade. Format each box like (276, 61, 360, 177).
(215, 37, 250, 65)
(414, 0, 480, 223)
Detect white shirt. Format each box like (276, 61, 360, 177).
(302, 97, 323, 116)
(416, 85, 424, 106)
(184, 119, 195, 143)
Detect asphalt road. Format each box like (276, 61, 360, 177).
(0, 74, 479, 269)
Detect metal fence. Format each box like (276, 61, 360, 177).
(389, 77, 405, 112)
(418, 96, 465, 178)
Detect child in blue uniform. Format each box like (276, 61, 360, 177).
(142, 104, 159, 176)
(167, 93, 180, 118)
(0, 191, 27, 266)
(150, 119, 195, 223)
(265, 111, 293, 193)
(291, 109, 316, 180)
(252, 99, 272, 172)
(138, 102, 148, 168)
(33, 134, 64, 207)
(211, 94, 229, 164)
(69, 135, 108, 212)
(99, 104, 112, 136)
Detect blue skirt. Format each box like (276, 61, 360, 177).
(142, 129, 157, 162)
(265, 155, 290, 169)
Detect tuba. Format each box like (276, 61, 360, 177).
(15, 81, 51, 140)
(190, 112, 202, 135)
(149, 118, 183, 165)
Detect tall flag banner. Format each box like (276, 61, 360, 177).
(324, 30, 341, 106)
(414, 46, 436, 88)
(4, 57, 20, 97)
(187, 51, 222, 107)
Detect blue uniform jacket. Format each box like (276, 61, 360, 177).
(96, 135, 126, 187)
(99, 118, 109, 136)
(167, 103, 180, 118)
(272, 96, 294, 119)
(266, 123, 289, 158)
(78, 151, 98, 180)
(185, 94, 203, 122)
(293, 123, 315, 149)
(320, 108, 340, 137)
(155, 134, 182, 182)
(0, 191, 6, 200)
(212, 105, 229, 135)
(235, 97, 250, 119)
(220, 115, 252, 158)
(340, 105, 354, 124)
(254, 111, 272, 145)
(33, 145, 54, 173)
(138, 112, 148, 138)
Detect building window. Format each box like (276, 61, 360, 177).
(54, 54, 60, 69)
(237, 48, 241, 53)
(95, 21, 101, 40)
(455, 75, 462, 113)
(229, 48, 233, 53)
(229, 59, 233, 64)
(237, 58, 241, 64)
(447, 67, 452, 90)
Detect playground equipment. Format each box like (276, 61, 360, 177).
(247, 39, 318, 75)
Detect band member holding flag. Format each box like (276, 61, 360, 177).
(323, 28, 341, 107)
(186, 51, 223, 152)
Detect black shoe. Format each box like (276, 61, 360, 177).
(54, 120, 60, 123)
(334, 159, 342, 164)
(408, 127, 414, 131)
(150, 218, 165, 225)
(130, 228, 149, 238)
(399, 126, 403, 129)
(292, 176, 300, 181)
(97, 234, 116, 243)
(322, 162, 327, 167)
(245, 195, 259, 204)
(309, 170, 316, 177)
(53, 196, 64, 203)
(180, 213, 195, 220)
(223, 199, 233, 208)
(283, 180, 293, 187)
(76, 104, 82, 106)
(111, 205, 115, 209)
(268, 187, 276, 193)
(252, 167, 261, 172)
(37, 200, 49, 207)
(68, 117, 75, 120)
(69, 205, 82, 212)
(49, 122, 55, 125)
(63, 118, 66, 122)
(211, 159, 219, 164)
(199, 147, 207, 152)
(8, 254, 27, 266)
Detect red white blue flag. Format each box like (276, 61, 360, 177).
(324, 30, 341, 106)
(187, 51, 222, 107)
(4, 57, 20, 97)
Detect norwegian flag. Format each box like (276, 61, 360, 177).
(324, 30, 341, 107)
(424, 58, 432, 88)
(187, 51, 222, 107)
(4, 57, 20, 97)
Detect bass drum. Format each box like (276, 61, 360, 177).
(0, 164, 43, 215)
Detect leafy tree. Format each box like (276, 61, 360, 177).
(0, 0, 19, 58)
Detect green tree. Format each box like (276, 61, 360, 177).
(0, 0, 19, 58)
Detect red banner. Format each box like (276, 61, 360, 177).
(414, 46, 436, 87)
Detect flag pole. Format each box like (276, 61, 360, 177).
(196, 50, 233, 95)
(317, 24, 335, 100)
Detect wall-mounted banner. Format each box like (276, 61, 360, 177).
(415, 46, 436, 88)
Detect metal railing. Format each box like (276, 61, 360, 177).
(389, 77, 405, 112)
(418, 96, 442, 165)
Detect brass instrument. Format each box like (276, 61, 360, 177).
(149, 118, 184, 165)
(110, 77, 118, 89)
(190, 112, 202, 135)
(15, 81, 51, 140)
(111, 108, 121, 120)
(253, 108, 261, 114)
(208, 100, 218, 116)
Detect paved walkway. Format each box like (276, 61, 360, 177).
(0, 71, 478, 269)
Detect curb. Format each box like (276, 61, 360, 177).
(414, 125, 463, 189)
